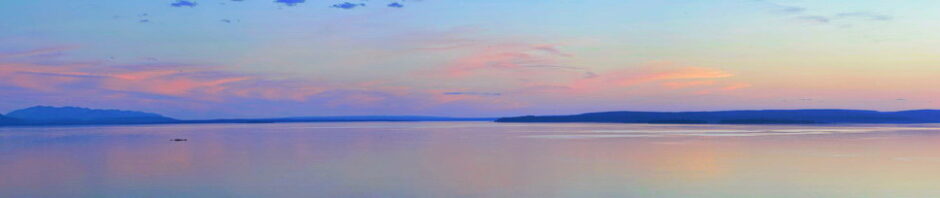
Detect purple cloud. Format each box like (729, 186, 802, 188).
(170, 0, 197, 7)
(275, 0, 305, 6)
(331, 2, 366, 9)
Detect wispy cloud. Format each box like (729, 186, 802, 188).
(795, 15, 831, 24)
(443, 92, 502, 96)
(754, 0, 805, 14)
(756, 1, 892, 26)
(0, 46, 78, 59)
(431, 43, 579, 78)
(792, 11, 892, 26)
(836, 12, 892, 21)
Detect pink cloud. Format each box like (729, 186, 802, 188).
(1, 50, 322, 102)
(410, 34, 749, 104)
(413, 35, 743, 99)
(694, 83, 754, 95)
(662, 80, 717, 89)
(101, 70, 252, 97)
(0, 63, 100, 91)
(0, 62, 255, 99)
(4, 73, 83, 92)
(110, 70, 181, 80)
(720, 83, 753, 91)
(561, 64, 736, 93)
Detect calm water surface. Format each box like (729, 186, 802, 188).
(3, 122, 940, 197)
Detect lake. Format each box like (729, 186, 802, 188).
(3, 122, 940, 197)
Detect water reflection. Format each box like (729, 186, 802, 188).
(3, 123, 940, 197)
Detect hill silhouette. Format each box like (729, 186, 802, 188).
(5, 106, 177, 125)
(496, 109, 940, 124)
(0, 114, 18, 124)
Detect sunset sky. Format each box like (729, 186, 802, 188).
(2, 0, 939, 119)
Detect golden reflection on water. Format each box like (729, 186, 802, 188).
(3, 123, 940, 197)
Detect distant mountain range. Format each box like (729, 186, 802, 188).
(495, 109, 940, 124)
(0, 106, 495, 126)
(5, 106, 940, 127)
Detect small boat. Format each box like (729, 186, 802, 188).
(170, 138, 188, 142)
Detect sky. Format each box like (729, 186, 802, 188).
(1, 0, 939, 119)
